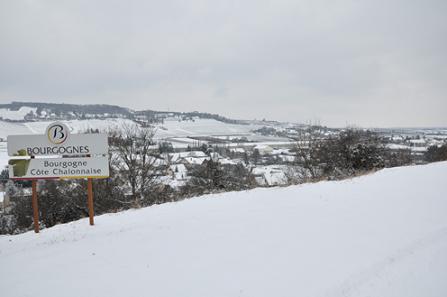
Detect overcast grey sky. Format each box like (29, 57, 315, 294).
(0, 0, 446, 127)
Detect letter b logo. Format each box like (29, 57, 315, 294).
(47, 122, 69, 144)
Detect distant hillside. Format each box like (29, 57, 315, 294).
(0, 101, 131, 115)
(0, 101, 247, 125)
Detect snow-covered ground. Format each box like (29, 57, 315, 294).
(154, 119, 260, 138)
(0, 119, 135, 139)
(24, 118, 136, 134)
(0, 107, 37, 121)
(1, 162, 446, 297)
(0, 121, 33, 139)
(0, 118, 266, 139)
(24, 118, 261, 138)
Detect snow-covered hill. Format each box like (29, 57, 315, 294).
(1, 162, 446, 296)
(0, 106, 37, 121)
(0, 118, 261, 138)
(0, 121, 33, 139)
(0, 117, 282, 153)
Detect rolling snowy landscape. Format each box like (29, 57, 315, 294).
(1, 161, 446, 297)
(2, 0, 446, 295)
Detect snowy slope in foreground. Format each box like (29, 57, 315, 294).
(1, 163, 447, 297)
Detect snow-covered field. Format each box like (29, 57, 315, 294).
(24, 118, 136, 134)
(0, 118, 259, 137)
(0, 118, 293, 152)
(0, 119, 259, 138)
(0, 106, 37, 121)
(155, 119, 260, 138)
(0, 118, 266, 140)
(1, 162, 446, 297)
(0, 121, 32, 139)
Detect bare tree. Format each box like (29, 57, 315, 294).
(109, 123, 164, 206)
(292, 130, 325, 179)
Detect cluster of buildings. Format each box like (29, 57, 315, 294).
(155, 144, 298, 188)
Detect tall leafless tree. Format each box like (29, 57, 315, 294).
(109, 123, 164, 206)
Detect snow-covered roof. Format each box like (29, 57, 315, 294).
(169, 151, 207, 163)
(183, 157, 209, 165)
(152, 158, 169, 167)
(392, 135, 404, 141)
(409, 139, 426, 144)
(278, 155, 295, 162)
(230, 148, 246, 153)
(387, 144, 410, 150)
(252, 165, 288, 186)
(411, 147, 428, 152)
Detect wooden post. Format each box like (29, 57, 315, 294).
(31, 180, 39, 233)
(87, 178, 94, 226)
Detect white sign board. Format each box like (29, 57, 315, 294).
(7, 122, 108, 157)
(8, 156, 109, 180)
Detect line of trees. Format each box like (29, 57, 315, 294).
(425, 144, 447, 162)
(290, 129, 417, 182)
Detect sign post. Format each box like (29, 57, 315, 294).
(87, 178, 94, 226)
(31, 180, 39, 233)
(7, 122, 109, 233)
